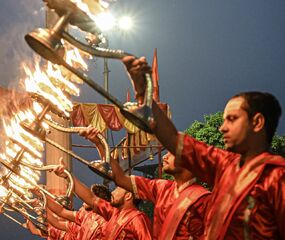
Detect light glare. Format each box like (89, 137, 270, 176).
(118, 16, 132, 30)
(96, 12, 115, 31)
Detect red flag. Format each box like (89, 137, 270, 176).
(126, 88, 131, 102)
(152, 48, 160, 102)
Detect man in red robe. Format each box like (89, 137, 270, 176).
(122, 56, 285, 239)
(27, 221, 78, 240)
(54, 162, 152, 240)
(80, 127, 211, 240)
(47, 225, 77, 240)
(125, 152, 210, 240)
(46, 184, 111, 240)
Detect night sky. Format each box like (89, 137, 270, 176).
(0, 0, 285, 239)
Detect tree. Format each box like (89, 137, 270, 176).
(271, 135, 285, 157)
(185, 112, 224, 148)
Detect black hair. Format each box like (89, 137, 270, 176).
(232, 91, 282, 143)
(91, 184, 112, 202)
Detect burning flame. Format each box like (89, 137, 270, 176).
(3, 118, 44, 158)
(24, 62, 73, 117)
(0, 12, 91, 220)
(71, 0, 109, 21)
(0, 186, 8, 198)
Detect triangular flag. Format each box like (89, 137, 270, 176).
(152, 48, 160, 102)
(126, 88, 131, 102)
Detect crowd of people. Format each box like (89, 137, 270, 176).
(26, 56, 284, 239)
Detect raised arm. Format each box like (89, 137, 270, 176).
(54, 160, 116, 221)
(46, 196, 75, 222)
(110, 150, 132, 192)
(26, 220, 47, 238)
(121, 56, 232, 185)
(53, 164, 96, 209)
(46, 208, 70, 232)
(122, 56, 182, 157)
(79, 127, 133, 192)
(79, 127, 106, 160)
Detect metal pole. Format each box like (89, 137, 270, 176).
(127, 133, 132, 175)
(103, 38, 110, 142)
(103, 61, 109, 104)
(158, 146, 162, 178)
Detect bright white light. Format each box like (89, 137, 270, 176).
(96, 12, 115, 31)
(118, 16, 133, 30)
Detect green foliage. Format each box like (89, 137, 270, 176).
(138, 200, 154, 220)
(162, 171, 174, 180)
(271, 135, 285, 157)
(185, 112, 224, 148)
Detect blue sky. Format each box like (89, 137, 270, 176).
(0, 0, 285, 239)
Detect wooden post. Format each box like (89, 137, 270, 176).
(45, 9, 72, 196)
(158, 146, 162, 179)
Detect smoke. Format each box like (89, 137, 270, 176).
(0, 0, 45, 87)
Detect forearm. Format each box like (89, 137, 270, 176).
(72, 176, 96, 208)
(27, 220, 47, 238)
(152, 101, 179, 155)
(47, 209, 69, 232)
(46, 196, 75, 222)
(110, 158, 132, 192)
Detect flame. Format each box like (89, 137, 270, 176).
(0, 186, 8, 198)
(65, 46, 89, 71)
(46, 62, 80, 96)
(24, 62, 73, 117)
(3, 118, 44, 159)
(33, 101, 43, 115)
(0, 1, 97, 212)
(71, 0, 108, 21)
(20, 166, 40, 184)
(9, 173, 34, 190)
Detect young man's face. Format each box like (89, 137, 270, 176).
(110, 187, 126, 207)
(219, 97, 253, 153)
(162, 152, 183, 174)
(162, 152, 175, 172)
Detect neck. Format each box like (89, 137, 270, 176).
(240, 144, 269, 163)
(173, 172, 194, 188)
(120, 202, 136, 211)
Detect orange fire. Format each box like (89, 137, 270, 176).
(0, 40, 88, 205)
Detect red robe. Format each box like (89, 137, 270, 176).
(67, 207, 106, 240)
(131, 176, 211, 240)
(47, 225, 78, 240)
(178, 133, 285, 239)
(93, 198, 152, 239)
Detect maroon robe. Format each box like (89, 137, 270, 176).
(93, 198, 152, 239)
(178, 133, 285, 239)
(131, 176, 211, 240)
(47, 224, 78, 240)
(67, 207, 106, 240)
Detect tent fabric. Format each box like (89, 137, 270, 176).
(71, 102, 170, 158)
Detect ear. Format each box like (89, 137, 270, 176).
(124, 192, 133, 201)
(252, 113, 265, 133)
